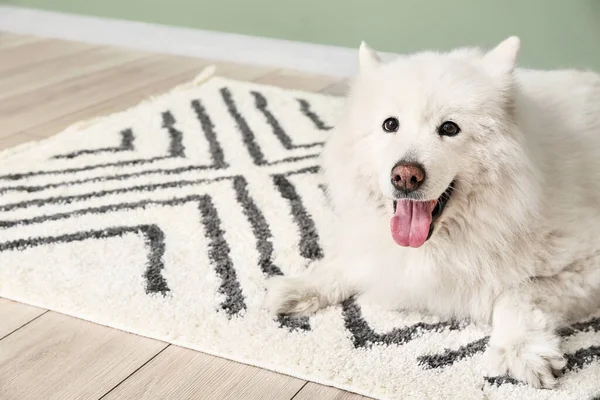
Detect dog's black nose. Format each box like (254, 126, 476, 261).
(391, 162, 426, 192)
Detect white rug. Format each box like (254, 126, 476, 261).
(0, 68, 598, 400)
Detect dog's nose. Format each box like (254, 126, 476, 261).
(391, 163, 426, 192)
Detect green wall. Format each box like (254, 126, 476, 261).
(4, 0, 600, 71)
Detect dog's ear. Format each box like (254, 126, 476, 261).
(481, 36, 520, 77)
(359, 41, 381, 72)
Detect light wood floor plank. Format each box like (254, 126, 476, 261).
(211, 60, 275, 82)
(255, 69, 340, 92)
(101, 345, 305, 400)
(24, 67, 211, 138)
(23, 62, 274, 138)
(0, 32, 47, 49)
(0, 38, 96, 73)
(293, 382, 371, 400)
(24, 70, 206, 138)
(0, 46, 152, 100)
(0, 312, 167, 400)
(0, 298, 46, 339)
(0, 54, 208, 138)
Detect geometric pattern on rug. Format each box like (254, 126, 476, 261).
(0, 71, 598, 400)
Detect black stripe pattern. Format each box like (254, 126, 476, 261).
(342, 299, 463, 348)
(252, 91, 324, 150)
(52, 129, 135, 160)
(297, 98, 333, 131)
(220, 87, 321, 166)
(0, 225, 169, 295)
(273, 174, 324, 261)
(419, 315, 600, 386)
(484, 345, 600, 386)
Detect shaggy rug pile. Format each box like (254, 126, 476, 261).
(0, 68, 598, 400)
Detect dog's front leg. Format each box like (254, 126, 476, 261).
(263, 254, 371, 317)
(483, 263, 600, 388)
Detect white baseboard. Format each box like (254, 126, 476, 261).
(0, 6, 396, 77)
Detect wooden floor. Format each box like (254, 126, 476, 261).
(0, 32, 366, 400)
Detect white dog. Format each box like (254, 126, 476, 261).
(265, 37, 600, 389)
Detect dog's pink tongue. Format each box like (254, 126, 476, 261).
(390, 200, 436, 248)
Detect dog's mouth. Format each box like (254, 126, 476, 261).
(390, 181, 455, 248)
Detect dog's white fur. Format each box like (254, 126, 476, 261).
(265, 37, 600, 388)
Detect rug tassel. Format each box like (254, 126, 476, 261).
(192, 65, 217, 86)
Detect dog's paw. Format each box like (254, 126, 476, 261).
(482, 334, 566, 389)
(263, 276, 322, 317)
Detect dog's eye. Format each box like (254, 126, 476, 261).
(382, 117, 399, 133)
(438, 121, 460, 137)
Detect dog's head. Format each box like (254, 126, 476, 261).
(331, 37, 528, 248)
